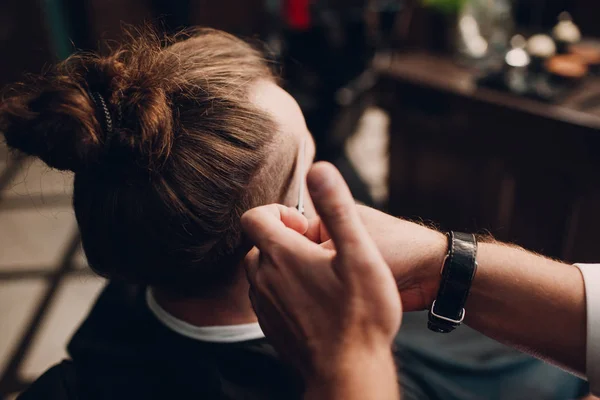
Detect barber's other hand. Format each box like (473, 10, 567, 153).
(241, 162, 401, 398)
(306, 205, 446, 312)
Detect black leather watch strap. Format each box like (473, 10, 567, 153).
(428, 232, 478, 333)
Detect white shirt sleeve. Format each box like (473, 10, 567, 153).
(575, 263, 600, 395)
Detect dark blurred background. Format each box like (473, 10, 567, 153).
(2, 0, 600, 398)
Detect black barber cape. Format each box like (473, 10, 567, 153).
(18, 282, 304, 400)
(18, 282, 585, 400)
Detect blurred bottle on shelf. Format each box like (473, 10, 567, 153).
(456, 0, 514, 68)
(552, 11, 581, 54)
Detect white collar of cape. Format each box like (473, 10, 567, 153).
(146, 287, 265, 343)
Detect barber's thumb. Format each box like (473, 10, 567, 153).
(307, 162, 368, 256)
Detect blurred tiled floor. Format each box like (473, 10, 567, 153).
(0, 142, 106, 398)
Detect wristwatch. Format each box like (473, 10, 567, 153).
(428, 232, 478, 333)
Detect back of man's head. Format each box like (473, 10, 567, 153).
(0, 28, 292, 295)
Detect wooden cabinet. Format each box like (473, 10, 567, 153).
(379, 52, 600, 261)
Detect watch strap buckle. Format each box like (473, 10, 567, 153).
(429, 300, 465, 325)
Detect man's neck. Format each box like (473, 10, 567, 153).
(152, 272, 258, 327)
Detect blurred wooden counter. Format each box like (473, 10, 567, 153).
(376, 52, 600, 261)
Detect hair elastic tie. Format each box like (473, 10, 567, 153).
(88, 91, 115, 148)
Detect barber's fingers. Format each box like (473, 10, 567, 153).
(242, 204, 328, 276)
(304, 216, 331, 244)
(307, 162, 373, 259)
(244, 247, 261, 284)
(304, 217, 335, 251)
(241, 204, 308, 251)
(280, 206, 309, 235)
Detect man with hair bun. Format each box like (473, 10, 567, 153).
(1, 27, 590, 400)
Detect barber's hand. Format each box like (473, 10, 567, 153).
(241, 162, 401, 399)
(306, 205, 446, 312)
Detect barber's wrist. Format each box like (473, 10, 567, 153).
(305, 345, 398, 399)
(418, 230, 447, 309)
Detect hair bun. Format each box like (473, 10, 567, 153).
(0, 38, 175, 173)
(0, 72, 105, 172)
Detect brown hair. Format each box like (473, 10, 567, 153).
(0, 28, 280, 295)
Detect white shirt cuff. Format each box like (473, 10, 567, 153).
(575, 263, 600, 395)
